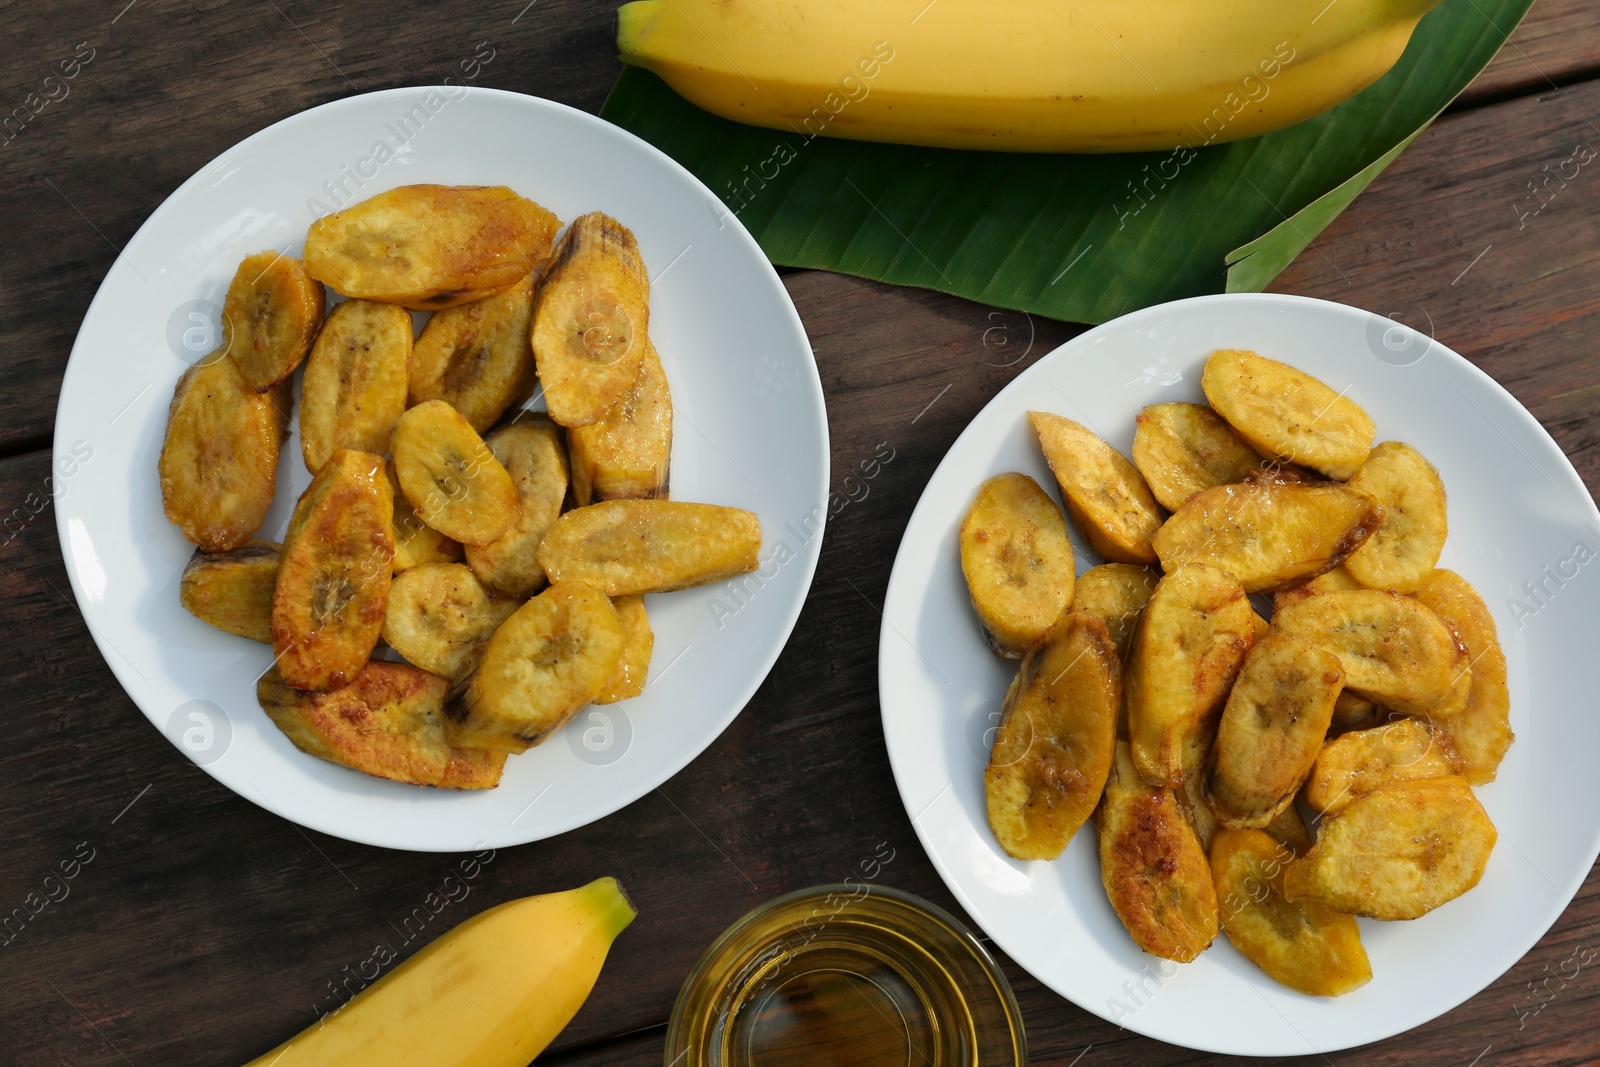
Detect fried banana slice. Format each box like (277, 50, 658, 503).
(1208, 632, 1343, 828)
(271, 450, 394, 691)
(594, 595, 653, 704)
(1177, 774, 1222, 854)
(1126, 565, 1256, 787)
(159, 354, 290, 552)
(463, 418, 569, 598)
(1265, 804, 1315, 856)
(1029, 411, 1162, 564)
(222, 250, 325, 390)
(1097, 741, 1219, 962)
(448, 583, 625, 753)
(1132, 402, 1265, 512)
(303, 184, 561, 310)
(1328, 690, 1386, 735)
(569, 339, 672, 505)
(299, 299, 411, 472)
(1342, 442, 1447, 593)
(532, 213, 651, 427)
(259, 663, 505, 789)
(381, 564, 520, 683)
(986, 613, 1119, 860)
(1302, 718, 1462, 815)
(1070, 563, 1158, 661)
(408, 274, 538, 432)
(390, 400, 522, 546)
(1271, 565, 1364, 614)
(959, 472, 1076, 658)
(1153, 479, 1381, 593)
(386, 460, 463, 572)
(179, 539, 280, 643)
(1202, 349, 1376, 480)
(1414, 569, 1513, 784)
(1273, 590, 1472, 718)
(1284, 777, 1496, 920)
(1211, 829, 1371, 996)
(538, 500, 760, 596)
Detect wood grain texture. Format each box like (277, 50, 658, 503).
(1458, 0, 1600, 106)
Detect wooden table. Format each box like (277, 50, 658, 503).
(3, 2, 1597, 1063)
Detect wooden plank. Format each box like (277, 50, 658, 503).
(1458, 0, 1600, 107)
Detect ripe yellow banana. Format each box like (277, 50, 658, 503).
(242, 877, 636, 1066)
(616, 0, 1446, 153)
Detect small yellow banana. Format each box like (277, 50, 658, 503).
(243, 877, 636, 1066)
(617, 0, 1446, 153)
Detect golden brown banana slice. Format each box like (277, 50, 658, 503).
(390, 400, 522, 546)
(1414, 569, 1513, 784)
(568, 339, 673, 505)
(299, 299, 411, 473)
(408, 274, 538, 432)
(1070, 563, 1158, 661)
(958, 472, 1076, 658)
(463, 418, 569, 598)
(1284, 777, 1496, 920)
(1328, 690, 1386, 735)
(1153, 478, 1381, 593)
(448, 583, 625, 753)
(222, 250, 325, 391)
(159, 354, 290, 552)
(538, 500, 760, 596)
(1302, 718, 1462, 815)
(303, 184, 561, 310)
(386, 460, 464, 573)
(270, 450, 394, 691)
(595, 596, 653, 704)
(259, 663, 505, 789)
(985, 613, 1119, 861)
(381, 564, 520, 683)
(1342, 442, 1447, 593)
(1176, 773, 1222, 853)
(1096, 741, 1219, 962)
(532, 213, 651, 427)
(1126, 565, 1256, 787)
(179, 539, 280, 643)
(1202, 349, 1376, 480)
(1211, 829, 1371, 996)
(1264, 804, 1315, 856)
(1208, 632, 1343, 828)
(1029, 411, 1162, 564)
(1273, 589, 1472, 718)
(1132, 402, 1265, 511)
(1271, 565, 1364, 614)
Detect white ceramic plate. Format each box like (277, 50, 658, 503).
(879, 293, 1600, 1055)
(53, 87, 827, 853)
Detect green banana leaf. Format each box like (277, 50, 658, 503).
(600, 0, 1531, 323)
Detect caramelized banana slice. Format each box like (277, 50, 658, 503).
(1273, 590, 1472, 718)
(1154, 479, 1381, 593)
(594, 595, 654, 704)
(222, 250, 325, 390)
(538, 500, 760, 596)
(986, 613, 1119, 861)
(959, 472, 1076, 658)
(1414, 569, 1513, 784)
(1202, 349, 1376, 479)
(1264, 804, 1315, 856)
(1271, 565, 1364, 614)
(533, 213, 651, 427)
(381, 564, 520, 683)
(1284, 777, 1496, 920)
(179, 539, 280, 643)
(1328, 690, 1386, 735)
(1303, 718, 1462, 815)
(1211, 829, 1371, 996)
(1177, 773, 1222, 854)
(463, 418, 569, 598)
(1132, 402, 1265, 511)
(1070, 563, 1158, 661)
(1029, 411, 1161, 563)
(386, 460, 463, 573)
(259, 663, 505, 789)
(1342, 442, 1447, 593)
(271, 450, 394, 691)
(303, 185, 561, 310)
(569, 339, 673, 505)
(1126, 565, 1256, 787)
(1096, 741, 1219, 962)
(448, 583, 625, 753)
(299, 299, 411, 473)
(390, 400, 522, 546)
(408, 274, 538, 432)
(1209, 632, 1343, 828)
(159, 354, 290, 552)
